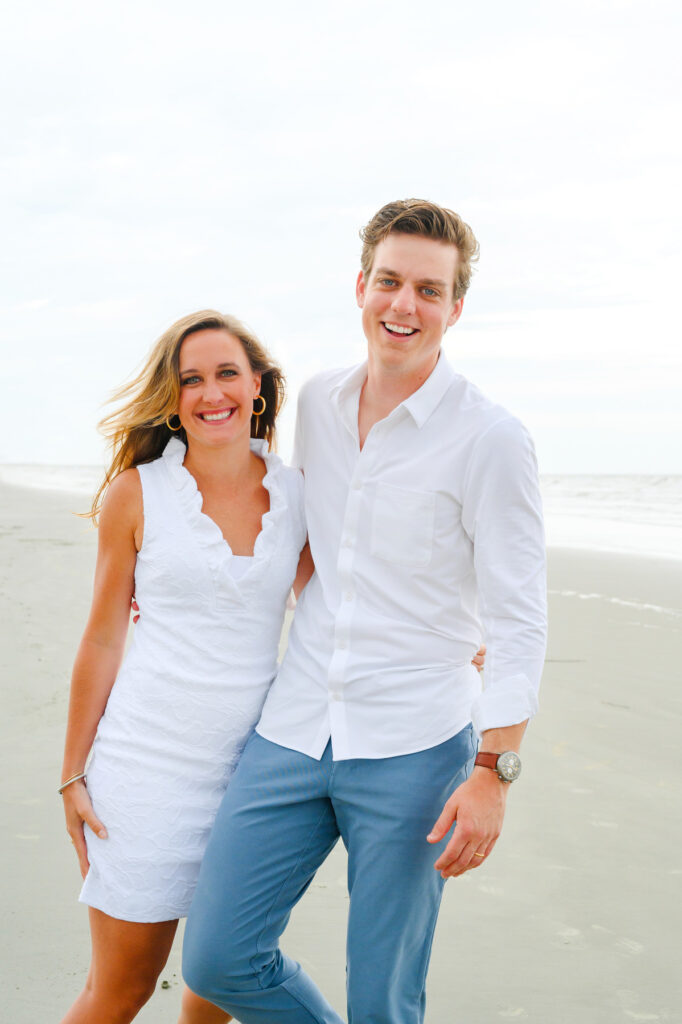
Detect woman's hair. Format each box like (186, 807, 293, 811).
(89, 310, 285, 521)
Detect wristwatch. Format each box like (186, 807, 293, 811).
(474, 751, 522, 783)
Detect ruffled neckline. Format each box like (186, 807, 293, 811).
(161, 436, 286, 588)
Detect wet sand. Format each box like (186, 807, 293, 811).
(1, 481, 679, 1023)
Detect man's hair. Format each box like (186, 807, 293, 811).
(359, 199, 480, 302)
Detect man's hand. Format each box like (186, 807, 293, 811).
(427, 769, 508, 877)
(427, 720, 528, 878)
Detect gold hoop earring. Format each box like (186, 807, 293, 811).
(252, 395, 266, 417)
(166, 414, 182, 432)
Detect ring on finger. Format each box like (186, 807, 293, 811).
(473, 851, 485, 858)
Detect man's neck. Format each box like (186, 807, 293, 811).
(358, 350, 440, 448)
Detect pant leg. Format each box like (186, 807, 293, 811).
(332, 726, 477, 1024)
(183, 733, 345, 1024)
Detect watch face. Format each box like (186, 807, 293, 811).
(497, 751, 522, 782)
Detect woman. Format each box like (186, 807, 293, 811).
(60, 309, 486, 1023)
(60, 310, 310, 1024)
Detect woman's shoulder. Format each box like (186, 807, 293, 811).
(102, 467, 142, 509)
(98, 468, 143, 543)
(278, 463, 304, 499)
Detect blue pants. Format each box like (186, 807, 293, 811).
(183, 726, 476, 1023)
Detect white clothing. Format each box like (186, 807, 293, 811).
(80, 438, 306, 922)
(229, 555, 254, 580)
(257, 354, 547, 761)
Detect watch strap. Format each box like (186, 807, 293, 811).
(474, 752, 500, 771)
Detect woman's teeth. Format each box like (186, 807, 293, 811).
(201, 409, 234, 421)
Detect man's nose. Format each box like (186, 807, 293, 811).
(391, 284, 417, 315)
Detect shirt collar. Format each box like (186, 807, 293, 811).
(329, 352, 456, 432)
(401, 352, 456, 427)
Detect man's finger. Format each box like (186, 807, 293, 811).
(426, 800, 457, 844)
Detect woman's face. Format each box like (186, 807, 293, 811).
(176, 328, 261, 451)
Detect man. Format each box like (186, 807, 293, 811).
(183, 199, 547, 1023)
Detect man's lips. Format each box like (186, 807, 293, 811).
(197, 408, 236, 422)
(383, 322, 418, 337)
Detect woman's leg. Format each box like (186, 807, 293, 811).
(178, 985, 233, 1023)
(60, 908, 178, 1024)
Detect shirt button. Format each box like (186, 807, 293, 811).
(337, 638, 347, 650)
(344, 591, 353, 601)
(330, 691, 342, 702)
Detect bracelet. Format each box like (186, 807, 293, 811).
(58, 771, 87, 794)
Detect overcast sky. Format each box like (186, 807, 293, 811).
(2, 0, 680, 472)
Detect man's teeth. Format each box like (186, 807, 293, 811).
(385, 323, 416, 335)
(202, 409, 234, 421)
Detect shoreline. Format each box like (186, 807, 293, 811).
(1, 481, 679, 1022)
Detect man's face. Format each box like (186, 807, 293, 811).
(356, 233, 463, 378)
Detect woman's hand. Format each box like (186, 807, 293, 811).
(471, 643, 486, 673)
(62, 780, 108, 879)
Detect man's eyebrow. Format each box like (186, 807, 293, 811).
(179, 362, 239, 374)
(373, 267, 448, 288)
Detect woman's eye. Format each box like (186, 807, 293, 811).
(220, 369, 237, 378)
(180, 375, 201, 386)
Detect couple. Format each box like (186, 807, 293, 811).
(60, 198, 547, 1024)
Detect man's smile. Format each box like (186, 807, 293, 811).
(382, 322, 418, 337)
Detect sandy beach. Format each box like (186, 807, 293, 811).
(1, 480, 680, 1023)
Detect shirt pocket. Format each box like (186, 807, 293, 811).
(370, 483, 436, 567)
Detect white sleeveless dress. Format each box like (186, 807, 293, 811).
(79, 437, 306, 922)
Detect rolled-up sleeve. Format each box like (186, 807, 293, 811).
(461, 416, 547, 735)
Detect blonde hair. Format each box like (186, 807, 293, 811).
(89, 310, 285, 520)
(360, 198, 480, 301)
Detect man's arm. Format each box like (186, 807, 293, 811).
(428, 415, 546, 878)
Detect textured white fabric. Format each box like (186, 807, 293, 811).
(228, 554, 254, 580)
(79, 438, 306, 922)
(257, 354, 547, 760)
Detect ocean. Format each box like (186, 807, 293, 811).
(1, 465, 681, 562)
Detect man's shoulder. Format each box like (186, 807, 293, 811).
(445, 369, 523, 436)
(297, 364, 362, 409)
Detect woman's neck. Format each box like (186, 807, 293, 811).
(183, 436, 259, 489)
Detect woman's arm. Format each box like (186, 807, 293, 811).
(292, 539, 314, 600)
(61, 469, 142, 877)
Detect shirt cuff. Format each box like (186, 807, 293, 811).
(470, 673, 540, 737)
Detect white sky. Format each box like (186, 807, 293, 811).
(2, 0, 680, 472)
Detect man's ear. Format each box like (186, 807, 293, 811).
(356, 270, 366, 309)
(447, 298, 464, 328)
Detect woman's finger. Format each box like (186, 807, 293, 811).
(69, 827, 91, 879)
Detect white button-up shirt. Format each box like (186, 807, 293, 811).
(256, 354, 547, 761)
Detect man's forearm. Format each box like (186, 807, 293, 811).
(478, 720, 528, 756)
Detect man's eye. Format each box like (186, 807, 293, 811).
(422, 287, 438, 297)
(180, 376, 201, 386)
(379, 278, 396, 287)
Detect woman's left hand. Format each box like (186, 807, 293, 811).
(471, 644, 486, 673)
